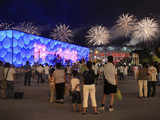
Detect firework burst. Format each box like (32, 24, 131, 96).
(13, 22, 40, 35)
(131, 17, 159, 42)
(50, 24, 73, 42)
(114, 13, 137, 37)
(86, 25, 110, 45)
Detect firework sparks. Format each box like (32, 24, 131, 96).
(50, 24, 73, 42)
(114, 13, 137, 37)
(86, 26, 110, 45)
(131, 17, 159, 43)
(13, 22, 40, 35)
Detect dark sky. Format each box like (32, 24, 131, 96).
(0, 0, 160, 28)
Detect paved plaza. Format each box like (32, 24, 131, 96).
(0, 74, 160, 120)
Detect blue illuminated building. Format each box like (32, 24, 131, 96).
(0, 30, 89, 66)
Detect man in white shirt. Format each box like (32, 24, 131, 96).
(100, 56, 117, 112)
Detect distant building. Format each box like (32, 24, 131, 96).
(0, 30, 89, 66)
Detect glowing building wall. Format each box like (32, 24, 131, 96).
(0, 30, 89, 66)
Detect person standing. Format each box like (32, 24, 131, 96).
(31, 63, 38, 87)
(82, 61, 98, 115)
(98, 64, 104, 81)
(148, 63, 157, 97)
(100, 56, 118, 112)
(157, 63, 160, 86)
(92, 62, 99, 84)
(133, 65, 139, 80)
(71, 70, 81, 112)
(79, 59, 87, 74)
(24, 61, 32, 86)
(137, 63, 148, 98)
(53, 63, 65, 103)
(123, 65, 128, 80)
(49, 71, 55, 103)
(0, 61, 5, 98)
(36, 64, 43, 85)
(65, 65, 72, 96)
(4, 63, 16, 98)
(119, 66, 124, 80)
(0, 61, 4, 85)
(44, 63, 49, 83)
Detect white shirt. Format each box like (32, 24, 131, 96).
(148, 66, 157, 81)
(71, 78, 80, 91)
(104, 62, 117, 85)
(66, 66, 72, 74)
(119, 66, 124, 73)
(124, 66, 128, 75)
(99, 66, 104, 73)
(53, 69, 65, 84)
(37, 66, 43, 73)
(92, 64, 98, 75)
(4, 67, 16, 81)
(133, 66, 139, 73)
(44, 66, 49, 74)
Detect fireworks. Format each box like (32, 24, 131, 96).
(131, 17, 159, 42)
(114, 13, 137, 37)
(50, 24, 73, 42)
(86, 26, 110, 45)
(13, 22, 40, 35)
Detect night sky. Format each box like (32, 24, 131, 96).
(0, 0, 160, 28)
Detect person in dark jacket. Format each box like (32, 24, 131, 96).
(82, 61, 98, 115)
(24, 61, 32, 86)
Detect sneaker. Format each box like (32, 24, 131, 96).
(108, 106, 114, 112)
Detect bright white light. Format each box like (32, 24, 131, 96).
(50, 24, 73, 42)
(86, 25, 110, 45)
(131, 17, 159, 42)
(113, 13, 137, 37)
(13, 22, 40, 35)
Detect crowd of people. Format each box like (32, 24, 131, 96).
(47, 56, 118, 114)
(0, 55, 160, 115)
(135, 62, 159, 98)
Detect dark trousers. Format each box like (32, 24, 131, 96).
(148, 81, 157, 97)
(37, 73, 44, 85)
(44, 74, 48, 82)
(24, 72, 31, 86)
(6, 81, 14, 98)
(119, 73, 124, 80)
(55, 83, 65, 100)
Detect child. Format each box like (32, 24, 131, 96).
(49, 72, 55, 103)
(71, 70, 82, 112)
